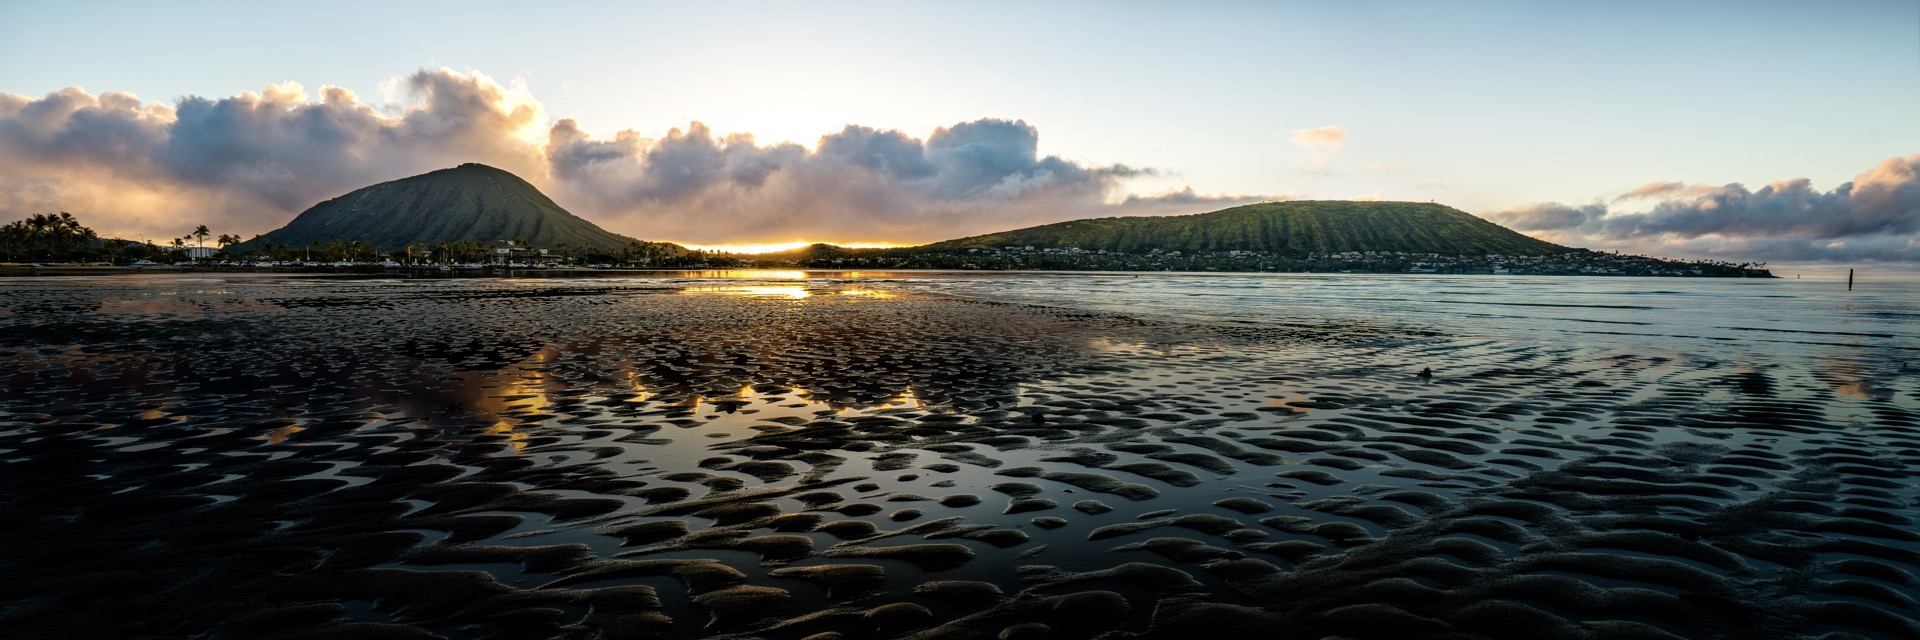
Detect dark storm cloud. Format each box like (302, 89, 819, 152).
(1484, 155, 1920, 262)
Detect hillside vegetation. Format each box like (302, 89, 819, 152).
(923, 200, 1569, 256)
(239, 164, 639, 251)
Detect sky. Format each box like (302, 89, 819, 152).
(2, 0, 1916, 263)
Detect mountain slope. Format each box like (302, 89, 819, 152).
(921, 200, 1568, 255)
(240, 164, 639, 251)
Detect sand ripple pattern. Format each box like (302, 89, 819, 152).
(1, 275, 1917, 639)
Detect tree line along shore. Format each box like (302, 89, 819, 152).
(2, 210, 1772, 277)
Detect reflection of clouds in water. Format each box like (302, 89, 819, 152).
(1832, 382, 1893, 400)
(1264, 394, 1311, 414)
(248, 284, 1105, 458)
(476, 347, 565, 453)
(1822, 360, 1897, 401)
(480, 369, 552, 453)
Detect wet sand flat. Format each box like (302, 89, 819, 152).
(2, 273, 1917, 639)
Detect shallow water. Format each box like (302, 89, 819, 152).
(1, 271, 1916, 639)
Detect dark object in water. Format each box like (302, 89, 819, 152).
(1417, 367, 1433, 378)
(1849, 268, 1854, 290)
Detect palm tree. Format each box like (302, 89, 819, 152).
(217, 233, 241, 252)
(457, 239, 482, 264)
(54, 211, 84, 257)
(0, 220, 27, 261)
(70, 220, 98, 259)
(192, 225, 210, 261)
(101, 238, 134, 264)
(169, 237, 186, 263)
(25, 213, 55, 258)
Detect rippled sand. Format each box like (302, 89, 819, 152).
(2, 275, 1917, 639)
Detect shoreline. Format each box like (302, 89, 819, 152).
(0, 263, 1785, 278)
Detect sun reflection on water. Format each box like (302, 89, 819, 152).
(264, 425, 305, 445)
(679, 286, 813, 299)
(474, 353, 560, 453)
(837, 288, 895, 298)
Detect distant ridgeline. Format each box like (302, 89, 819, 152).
(232, 164, 647, 252)
(214, 165, 1766, 276)
(751, 201, 1773, 277)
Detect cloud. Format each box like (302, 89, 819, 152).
(1486, 202, 1608, 231)
(1484, 155, 1920, 262)
(1614, 181, 1685, 201)
(1292, 125, 1347, 149)
(0, 69, 549, 240)
(1118, 186, 1274, 209)
(1291, 124, 1347, 169)
(1, 70, 1264, 244)
(543, 115, 1257, 243)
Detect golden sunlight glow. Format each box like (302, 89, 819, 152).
(674, 270, 809, 279)
(837, 288, 896, 298)
(264, 425, 305, 445)
(677, 241, 910, 254)
(624, 370, 653, 402)
(884, 386, 926, 409)
(680, 285, 813, 299)
(476, 357, 555, 454)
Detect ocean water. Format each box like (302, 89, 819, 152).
(4, 270, 1917, 638)
(892, 271, 1920, 360)
(16, 270, 1913, 357)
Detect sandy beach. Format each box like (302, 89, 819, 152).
(2, 272, 1916, 639)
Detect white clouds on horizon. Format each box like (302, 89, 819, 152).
(1484, 155, 1920, 262)
(4, 69, 1913, 262)
(0, 69, 1273, 245)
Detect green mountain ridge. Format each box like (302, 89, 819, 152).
(236, 164, 642, 252)
(220, 165, 1749, 277)
(922, 200, 1570, 255)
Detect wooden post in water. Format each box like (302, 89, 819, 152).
(1848, 269, 1854, 291)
